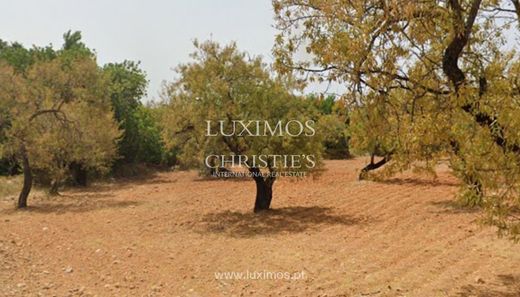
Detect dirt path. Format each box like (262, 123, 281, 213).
(1, 159, 519, 297)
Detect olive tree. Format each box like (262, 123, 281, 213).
(162, 41, 324, 212)
(273, 0, 520, 239)
(0, 54, 120, 208)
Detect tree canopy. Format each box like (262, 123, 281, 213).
(273, 0, 520, 239)
(0, 32, 121, 207)
(162, 40, 325, 212)
(103, 61, 161, 165)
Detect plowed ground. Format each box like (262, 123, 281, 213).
(1, 159, 520, 297)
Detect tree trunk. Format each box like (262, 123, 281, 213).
(70, 162, 88, 187)
(253, 178, 273, 212)
(49, 180, 60, 196)
(250, 167, 275, 212)
(465, 175, 483, 206)
(17, 145, 32, 209)
(359, 154, 390, 180)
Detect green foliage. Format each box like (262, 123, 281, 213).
(103, 61, 162, 165)
(61, 30, 93, 59)
(0, 31, 86, 73)
(309, 94, 335, 115)
(134, 105, 168, 164)
(307, 94, 350, 159)
(0, 55, 121, 183)
(162, 40, 324, 174)
(0, 32, 81, 176)
(0, 40, 33, 72)
(273, 0, 520, 239)
(0, 31, 169, 193)
(63, 30, 85, 50)
(0, 32, 122, 205)
(317, 114, 350, 159)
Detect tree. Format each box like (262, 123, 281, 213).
(0, 53, 120, 208)
(103, 61, 150, 165)
(309, 94, 351, 159)
(0, 31, 93, 187)
(0, 40, 55, 175)
(0, 94, 14, 175)
(0, 40, 33, 73)
(162, 40, 324, 212)
(134, 104, 168, 165)
(103, 61, 173, 170)
(273, 0, 520, 239)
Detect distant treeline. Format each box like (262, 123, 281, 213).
(0, 32, 350, 207)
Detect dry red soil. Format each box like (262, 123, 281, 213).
(1, 159, 520, 297)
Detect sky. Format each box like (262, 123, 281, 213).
(0, 0, 287, 101)
(4, 1, 514, 103)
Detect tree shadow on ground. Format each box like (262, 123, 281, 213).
(195, 206, 368, 238)
(429, 199, 481, 214)
(378, 177, 460, 187)
(455, 274, 520, 297)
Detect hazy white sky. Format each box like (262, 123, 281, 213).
(6, 1, 513, 102)
(0, 0, 283, 101)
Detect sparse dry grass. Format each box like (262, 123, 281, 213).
(0, 175, 22, 200)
